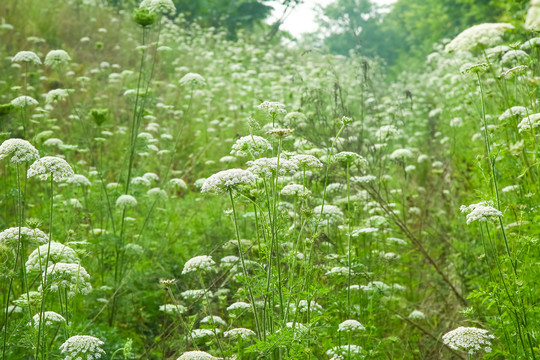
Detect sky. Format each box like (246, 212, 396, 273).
(267, 0, 396, 37)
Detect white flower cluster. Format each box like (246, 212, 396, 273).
(45, 88, 71, 104)
(256, 101, 286, 117)
(376, 125, 399, 139)
(200, 315, 226, 326)
(226, 301, 251, 312)
(176, 350, 221, 360)
(59, 335, 105, 360)
(31, 311, 65, 329)
(325, 267, 350, 276)
(408, 310, 426, 320)
(27, 156, 74, 182)
(11, 50, 42, 65)
(333, 152, 367, 168)
(230, 135, 272, 157)
(44, 49, 71, 68)
(11, 95, 38, 108)
(116, 194, 137, 209)
(169, 178, 188, 190)
(181, 289, 212, 301)
(247, 157, 298, 177)
(201, 169, 257, 195)
(460, 201, 503, 224)
(179, 72, 206, 87)
(517, 113, 540, 133)
(390, 148, 413, 160)
(295, 299, 323, 314)
(445, 23, 514, 52)
(525, 0, 540, 32)
(40, 263, 92, 298)
(182, 255, 216, 274)
(0, 226, 48, 247)
(0, 138, 39, 165)
(191, 328, 220, 339)
(224, 327, 256, 339)
(159, 304, 187, 314)
(442, 326, 495, 354)
(290, 154, 322, 169)
(338, 319, 366, 332)
(66, 174, 92, 186)
(312, 205, 344, 225)
(281, 184, 310, 197)
(351, 175, 376, 184)
(26, 241, 79, 272)
(326, 345, 362, 356)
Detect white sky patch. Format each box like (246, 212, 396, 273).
(267, 0, 396, 38)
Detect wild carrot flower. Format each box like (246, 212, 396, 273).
(182, 255, 216, 274)
(226, 301, 251, 312)
(408, 310, 426, 320)
(11, 51, 41, 65)
(115, 194, 137, 209)
(31, 311, 65, 330)
(140, 0, 176, 15)
(201, 169, 257, 195)
(256, 101, 286, 117)
(200, 315, 227, 326)
(445, 23, 514, 52)
(26, 241, 79, 272)
(338, 319, 366, 332)
(59, 335, 105, 360)
(230, 135, 272, 157)
(44, 49, 71, 68)
(11, 95, 38, 108)
(0, 138, 39, 164)
(27, 156, 74, 182)
(159, 304, 187, 314)
(224, 327, 255, 339)
(40, 263, 92, 297)
(247, 157, 298, 177)
(176, 350, 221, 360)
(66, 174, 92, 186)
(0, 227, 48, 247)
(442, 326, 495, 354)
(45, 88, 71, 104)
(179, 72, 206, 87)
(290, 154, 322, 169)
(460, 201, 503, 224)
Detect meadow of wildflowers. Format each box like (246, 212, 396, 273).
(0, 0, 539, 359)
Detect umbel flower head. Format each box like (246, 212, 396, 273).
(0, 227, 48, 248)
(445, 23, 514, 52)
(247, 157, 298, 177)
(116, 194, 138, 209)
(224, 327, 256, 340)
(27, 156, 74, 182)
(11, 95, 38, 108)
(177, 350, 221, 360)
(0, 138, 39, 165)
(257, 101, 286, 118)
(230, 135, 272, 157)
(31, 311, 65, 330)
(333, 151, 368, 168)
(45, 88, 71, 104)
(140, 0, 176, 15)
(442, 326, 494, 354)
(11, 51, 42, 65)
(26, 241, 79, 272)
(40, 263, 92, 298)
(338, 319, 366, 332)
(179, 72, 206, 87)
(44, 49, 71, 68)
(59, 335, 105, 360)
(182, 255, 216, 274)
(201, 168, 257, 195)
(290, 154, 322, 169)
(460, 201, 503, 224)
